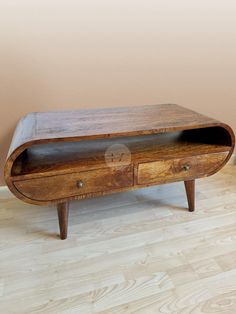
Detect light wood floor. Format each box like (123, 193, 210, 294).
(0, 164, 236, 313)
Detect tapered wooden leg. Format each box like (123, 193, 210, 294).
(57, 202, 69, 240)
(184, 180, 195, 212)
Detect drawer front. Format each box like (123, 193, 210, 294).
(14, 165, 133, 201)
(137, 152, 227, 185)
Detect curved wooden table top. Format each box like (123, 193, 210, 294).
(4, 104, 235, 181)
(6, 104, 235, 156)
(3, 103, 235, 208)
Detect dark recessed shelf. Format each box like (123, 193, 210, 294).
(12, 127, 231, 177)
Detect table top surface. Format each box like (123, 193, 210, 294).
(8, 103, 224, 158)
(18, 103, 218, 139)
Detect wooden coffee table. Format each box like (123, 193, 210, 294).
(4, 104, 235, 239)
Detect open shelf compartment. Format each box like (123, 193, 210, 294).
(11, 126, 232, 178)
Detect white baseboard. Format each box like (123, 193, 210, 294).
(0, 186, 8, 191)
(0, 185, 14, 198)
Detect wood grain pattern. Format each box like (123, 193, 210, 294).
(13, 165, 133, 202)
(3, 104, 235, 239)
(0, 163, 235, 313)
(4, 104, 235, 174)
(11, 131, 231, 178)
(5, 104, 225, 156)
(137, 152, 228, 185)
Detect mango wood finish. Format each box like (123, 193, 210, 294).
(12, 132, 231, 178)
(184, 180, 195, 212)
(57, 202, 69, 240)
(4, 104, 235, 239)
(137, 152, 228, 185)
(14, 165, 133, 202)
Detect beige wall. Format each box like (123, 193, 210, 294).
(0, 0, 235, 185)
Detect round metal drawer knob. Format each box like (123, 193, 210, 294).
(183, 165, 190, 171)
(76, 180, 84, 188)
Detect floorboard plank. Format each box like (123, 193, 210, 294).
(0, 164, 235, 313)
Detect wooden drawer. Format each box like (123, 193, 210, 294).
(13, 165, 133, 202)
(137, 152, 228, 185)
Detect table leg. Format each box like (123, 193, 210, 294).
(57, 202, 69, 239)
(184, 180, 195, 212)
